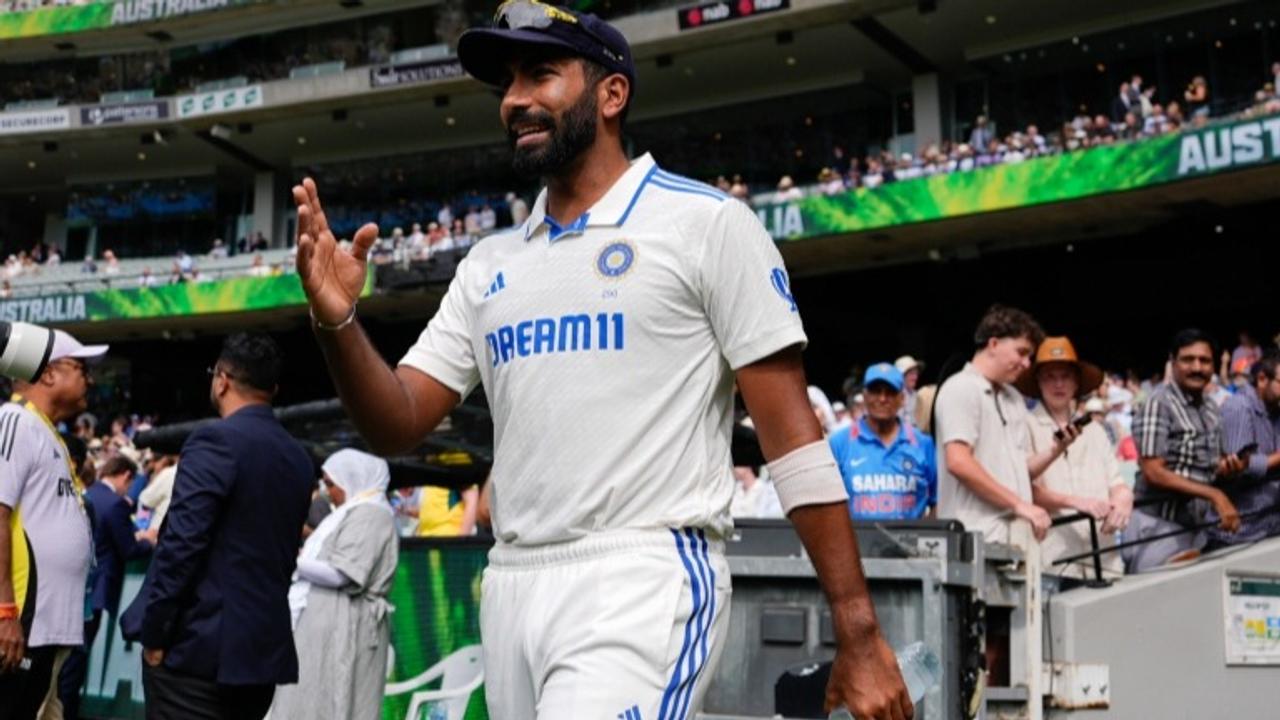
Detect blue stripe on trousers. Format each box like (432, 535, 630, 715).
(658, 529, 703, 720)
(673, 529, 715, 720)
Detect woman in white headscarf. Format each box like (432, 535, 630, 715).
(271, 449, 399, 720)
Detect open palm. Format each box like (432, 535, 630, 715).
(292, 177, 379, 325)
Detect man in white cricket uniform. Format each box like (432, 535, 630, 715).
(402, 153, 801, 717)
(292, 3, 913, 719)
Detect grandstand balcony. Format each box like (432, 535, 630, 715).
(0, 0, 1276, 330)
(2, 104, 1274, 344)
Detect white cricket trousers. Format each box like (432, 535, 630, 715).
(481, 528, 731, 720)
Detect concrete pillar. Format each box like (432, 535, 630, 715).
(912, 73, 945, 147)
(252, 171, 276, 245)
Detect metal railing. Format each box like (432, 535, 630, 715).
(1048, 495, 1280, 585)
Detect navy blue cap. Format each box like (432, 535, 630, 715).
(863, 363, 905, 392)
(458, 1, 635, 91)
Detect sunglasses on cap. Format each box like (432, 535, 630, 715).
(493, 0, 626, 65)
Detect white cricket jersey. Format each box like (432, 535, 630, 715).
(400, 153, 806, 546)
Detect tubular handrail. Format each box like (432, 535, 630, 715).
(1048, 495, 1280, 583)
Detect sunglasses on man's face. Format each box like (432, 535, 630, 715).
(53, 359, 91, 379)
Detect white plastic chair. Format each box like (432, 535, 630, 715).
(384, 644, 484, 720)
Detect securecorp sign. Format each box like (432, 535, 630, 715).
(0, 108, 71, 135)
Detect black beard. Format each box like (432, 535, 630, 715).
(508, 89, 598, 178)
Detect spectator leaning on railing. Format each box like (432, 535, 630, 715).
(1217, 354, 1280, 544)
(935, 305, 1051, 546)
(1016, 337, 1133, 579)
(1124, 329, 1247, 571)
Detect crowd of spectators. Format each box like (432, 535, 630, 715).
(362, 192, 529, 267)
(61, 411, 174, 539)
(0, 187, 536, 296)
(4, 64, 1276, 297)
(741, 65, 1280, 205)
(731, 307, 1280, 580)
(0, 233, 296, 298)
(303, 64, 1280, 251)
(0, 186, 536, 296)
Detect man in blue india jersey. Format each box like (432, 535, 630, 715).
(829, 363, 937, 521)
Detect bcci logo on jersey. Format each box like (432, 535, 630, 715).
(771, 267, 797, 312)
(596, 241, 636, 279)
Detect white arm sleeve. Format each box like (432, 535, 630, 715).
(296, 558, 350, 589)
(766, 440, 849, 515)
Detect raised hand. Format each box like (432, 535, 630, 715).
(292, 177, 379, 326)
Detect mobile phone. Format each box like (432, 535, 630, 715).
(1237, 442, 1259, 460)
(1054, 415, 1092, 441)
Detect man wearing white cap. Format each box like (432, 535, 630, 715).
(0, 330, 106, 720)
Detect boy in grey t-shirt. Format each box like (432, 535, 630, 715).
(935, 306, 1056, 546)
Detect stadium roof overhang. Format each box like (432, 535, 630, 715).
(1, 0, 1251, 189)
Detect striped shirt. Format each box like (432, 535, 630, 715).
(1133, 381, 1221, 520)
(1220, 384, 1280, 482)
(1216, 384, 1280, 543)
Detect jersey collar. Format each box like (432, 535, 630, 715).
(523, 153, 658, 242)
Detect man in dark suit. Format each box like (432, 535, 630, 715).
(122, 333, 313, 720)
(60, 454, 154, 719)
(1110, 81, 1133, 123)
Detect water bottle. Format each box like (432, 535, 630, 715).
(418, 700, 448, 720)
(829, 641, 942, 719)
